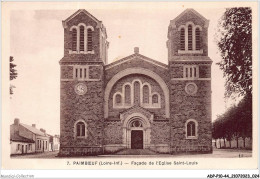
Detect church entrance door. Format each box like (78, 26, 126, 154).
(131, 130, 143, 149)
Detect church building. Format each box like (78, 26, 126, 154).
(59, 9, 212, 156)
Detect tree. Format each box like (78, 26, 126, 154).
(216, 7, 252, 98)
(10, 56, 18, 95)
(236, 93, 252, 147)
(212, 93, 252, 149)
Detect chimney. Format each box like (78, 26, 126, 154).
(14, 118, 20, 125)
(40, 128, 46, 135)
(134, 47, 139, 54)
(32, 124, 36, 128)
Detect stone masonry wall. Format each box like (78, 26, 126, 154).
(169, 61, 212, 153)
(59, 62, 104, 156)
(61, 66, 74, 79)
(199, 66, 211, 78)
(150, 121, 170, 144)
(104, 121, 122, 145)
(169, 65, 183, 78)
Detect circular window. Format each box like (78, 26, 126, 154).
(185, 82, 198, 95)
(74, 83, 87, 95)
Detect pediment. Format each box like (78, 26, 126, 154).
(62, 9, 102, 28)
(119, 106, 154, 123)
(105, 53, 168, 70)
(170, 8, 209, 28)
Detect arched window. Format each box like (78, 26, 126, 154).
(87, 28, 93, 51)
(186, 119, 198, 139)
(143, 85, 149, 104)
(125, 85, 131, 104)
(188, 25, 192, 50)
(72, 28, 77, 51)
(76, 122, 85, 137)
(187, 121, 195, 137)
(134, 81, 140, 105)
(112, 80, 161, 109)
(115, 94, 122, 104)
(195, 28, 200, 50)
(79, 26, 85, 51)
(180, 28, 185, 50)
(152, 94, 159, 104)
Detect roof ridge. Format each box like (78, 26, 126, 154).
(20, 123, 45, 136)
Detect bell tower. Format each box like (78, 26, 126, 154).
(59, 9, 108, 156)
(167, 9, 213, 153)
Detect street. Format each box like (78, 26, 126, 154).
(11, 151, 59, 159)
(11, 148, 252, 159)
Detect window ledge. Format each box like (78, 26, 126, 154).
(75, 78, 100, 81)
(183, 77, 199, 80)
(178, 50, 203, 54)
(113, 104, 132, 109)
(75, 136, 86, 139)
(142, 104, 161, 108)
(186, 136, 198, 140)
(69, 50, 94, 54)
(113, 104, 161, 109)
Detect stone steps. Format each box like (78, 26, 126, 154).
(113, 149, 157, 155)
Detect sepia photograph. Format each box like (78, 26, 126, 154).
(1, 1, 259, 178)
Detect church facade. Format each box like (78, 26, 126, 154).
(59, 9, 212, 156)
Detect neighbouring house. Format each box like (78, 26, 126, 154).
(10, 118, 50, 155)
(53, 135, 60, 151)
(10, 131, 35, 155)
(49, 135, 60, 151)
(47, 134, 53, 151)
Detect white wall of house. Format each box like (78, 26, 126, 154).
(53, 137, 60, 151)
(35, 136, 50, 152)
(10, 141, 35, 155)
(49, 142, 53, 151)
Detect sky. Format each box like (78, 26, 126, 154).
(9, 4, 232, 136)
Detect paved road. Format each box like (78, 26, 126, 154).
(11, 151, 59, 159)
(173, 148, 252, 158)
(11, 148, 252, 158)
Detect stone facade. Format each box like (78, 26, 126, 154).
(59, 9, 212, 156)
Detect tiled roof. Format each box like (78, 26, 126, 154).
(20, 123, 46, 136)
(11, 133, 35, 143)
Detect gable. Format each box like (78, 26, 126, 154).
(170, 8, 209, 28)
(62, 9, 101, 28)
(120, 106, 154, 123)
(105, 54, 168, 71)
(104, 54, 169, 90)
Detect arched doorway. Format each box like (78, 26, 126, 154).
(122, 113, 151, 149)
(130, 119, 144, 149)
